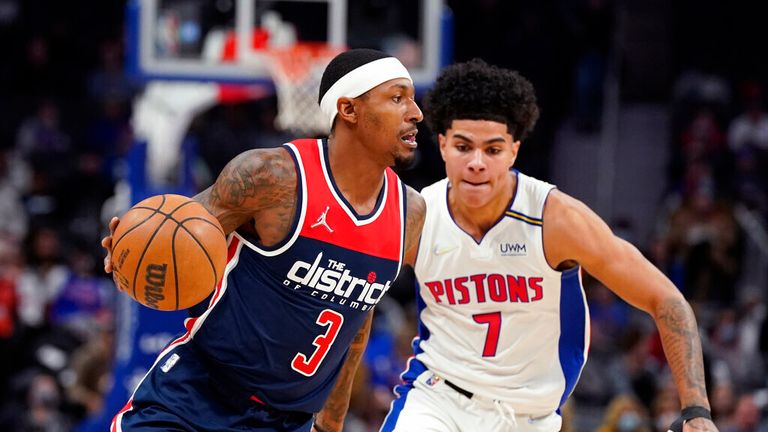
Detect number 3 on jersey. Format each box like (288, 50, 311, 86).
(473, 312, 501, 357)
(292, 309, 344, 376)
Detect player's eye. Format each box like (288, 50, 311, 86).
(487, 147, 501, 155)
(392, 95, 402, 103)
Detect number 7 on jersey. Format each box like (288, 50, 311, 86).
(473, 312, 501, 357)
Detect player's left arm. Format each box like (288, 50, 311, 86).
(403, 186, 426, 268)
(543, 190, 717, 432)
(313, 311, 373, 432)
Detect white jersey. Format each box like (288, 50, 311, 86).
(412, 172, 590, 415)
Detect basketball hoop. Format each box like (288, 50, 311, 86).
(265, 43, 344, 136)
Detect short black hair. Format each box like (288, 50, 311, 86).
(423, 59, 539, 140)
(318, 48, 391, 104)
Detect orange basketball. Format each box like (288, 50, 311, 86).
(110, 194, 228, 311)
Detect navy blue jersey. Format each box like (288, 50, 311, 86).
(183, 139, 405, 412)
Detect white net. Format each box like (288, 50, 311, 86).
(266, 43, 343, 136)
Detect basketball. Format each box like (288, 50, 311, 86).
(110, 194, 228, 311)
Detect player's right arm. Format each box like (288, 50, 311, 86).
(102, 147, 297, 273)
(194, 147, 297, 235)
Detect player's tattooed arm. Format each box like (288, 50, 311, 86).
(544, 191, 717, 431)
(313, 312, 373, 432)
(656, 299, 712, 412)
(195, 147, 297, 235)
(403, 186, 426, 267)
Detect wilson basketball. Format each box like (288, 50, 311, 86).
(110, 194, 227, 311)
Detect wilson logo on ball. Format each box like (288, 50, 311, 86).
(117, 249, 130, 270)
(144, 263, 168, 309)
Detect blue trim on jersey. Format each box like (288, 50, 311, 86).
(321, 139, 386, 221)
(381, 358, 428, 432)
(557, 267, 587, 408)
(413, 280, 430, 355)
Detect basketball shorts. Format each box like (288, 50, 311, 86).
(111, 343, 314, 432)
(381, 360, 562, 432)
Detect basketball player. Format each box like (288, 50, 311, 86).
(101, 49, 426, 432)
(381, 60, 717, 432)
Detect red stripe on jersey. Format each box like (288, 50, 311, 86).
(111, 399, 133, 432)
(207, 236, 242, 307)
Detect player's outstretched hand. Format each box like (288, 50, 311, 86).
(101, 216, 120, 274)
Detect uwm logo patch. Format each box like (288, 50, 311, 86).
(500, 242, 526, 256)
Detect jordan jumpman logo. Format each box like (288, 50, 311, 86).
(311, 206, 334, 232)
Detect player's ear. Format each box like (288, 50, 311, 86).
(438, 134, 448, 161)
(336, 96, 357, 124)
(509, 140, 521, 166)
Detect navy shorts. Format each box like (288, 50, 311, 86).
(111, 343, 314, 432)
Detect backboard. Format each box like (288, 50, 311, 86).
(125, 0, 452, 91)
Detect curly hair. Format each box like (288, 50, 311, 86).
(423, 59, 540, 141)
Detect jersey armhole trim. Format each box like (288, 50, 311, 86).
(394, 178, 407, 280)
(540, 186, 570, 273)
(237, 143, 308, 256)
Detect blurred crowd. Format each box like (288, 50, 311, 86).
(0, 1, 766, 431)
(563, 64, 768, 432)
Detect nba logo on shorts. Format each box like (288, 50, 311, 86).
(425, 373, 441, 387)
(161, 353, 180, 373)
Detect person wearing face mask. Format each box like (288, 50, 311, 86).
(596, 395, 652, 432)
(17, 372, 72, 432)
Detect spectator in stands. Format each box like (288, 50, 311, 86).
(710, 381, 737, 429)
(728, 82, 768, 153)
(0, 147, 29, 240)
(15, 226, 68, 330)
(651, 381, 682, 432)
(48, 245, 113, 342)
(66, 316, 114, 426)
(14, 99, 74, 221)
(0, 234, 22, 409)
(722, 394, 768, 432)
(596, 394, 652, 432)
(15, 371, 72, 432)
(663, 178, 742, 305)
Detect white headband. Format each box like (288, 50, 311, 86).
(319, 57, 412, 129)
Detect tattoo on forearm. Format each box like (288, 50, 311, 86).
(657, 298, 708, 405)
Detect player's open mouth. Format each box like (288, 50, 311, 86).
(401, 131, 418, 147)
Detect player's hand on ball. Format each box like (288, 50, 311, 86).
(101, 216, 120, 275)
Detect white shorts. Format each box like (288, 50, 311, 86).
(381, 369, 562, 432)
